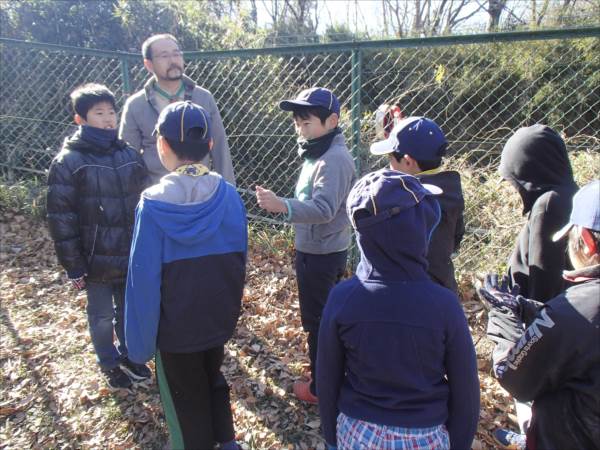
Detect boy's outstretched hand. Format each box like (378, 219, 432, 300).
(255, 185, 288, 214)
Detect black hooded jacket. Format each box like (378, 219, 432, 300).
(418, 170, 465, 292)
(487, 264, 600, 450)
(499, 125, 577, 302)
(46, 129, 148, 283)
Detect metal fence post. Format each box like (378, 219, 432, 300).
(350, 46, 362, 174)
(120, 57, 130, 96)
(349, 47, 362, 269)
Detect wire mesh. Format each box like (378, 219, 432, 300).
(1, 32, 599, 277)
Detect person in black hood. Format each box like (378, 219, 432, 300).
(46, 83, 150, 390)
(370, 115, 464, 292)
(499, 124, 578, 302)
(480, 180, 600, 450)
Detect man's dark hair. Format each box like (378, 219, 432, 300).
(163, 128, 210, 162)
(70, 83, 116, 119)
(292, 105, 335, 125)
(391, 143, 447, 171)
(142, 34, 179, 60)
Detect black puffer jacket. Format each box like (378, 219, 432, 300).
(46, 129, 148, 283)
(499, 124, 577, 302)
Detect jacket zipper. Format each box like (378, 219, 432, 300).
(112, 153, 132, 236)
(89, 224, 99, 260)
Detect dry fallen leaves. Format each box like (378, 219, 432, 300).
(0, 210, 516, 449)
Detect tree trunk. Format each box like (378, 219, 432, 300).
(488, 0, 506, 30)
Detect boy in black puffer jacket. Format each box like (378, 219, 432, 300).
(47, 83, 150, 389)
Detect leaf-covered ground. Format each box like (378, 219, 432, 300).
(1, 210, 516, 449)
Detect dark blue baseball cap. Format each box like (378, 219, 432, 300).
(153, 100, 211, 144)
(347, 168, 442, 229)
(370, 116, 447, 161)
(553, 179, 600, 241)
(279, 87, 340, 115)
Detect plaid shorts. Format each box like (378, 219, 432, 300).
(336, 412, 450, 450)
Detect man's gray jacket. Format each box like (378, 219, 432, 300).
(119, 75, 235, 185)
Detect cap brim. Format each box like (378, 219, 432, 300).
(370, 137, 396, 155)
(422, 183, 443, 195)
(552, 222, 573, 242)
(279, 99, 314, 111)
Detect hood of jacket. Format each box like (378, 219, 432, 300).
(499, 124, 576, 214)
(354, 193, 441, 282)
(417, 170, 464, 215)
(141, 174, 232, 246)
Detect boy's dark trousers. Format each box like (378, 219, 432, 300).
(295, 250, 347, 396)
(156, 346, 235, 450)
(85, 281, 127, 370)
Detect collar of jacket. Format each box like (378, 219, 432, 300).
(417, 167, 441, 176)
(143, 74, 196, 114)
(562, 263, 600, 283)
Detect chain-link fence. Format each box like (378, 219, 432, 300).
(1, 28, 599, 278)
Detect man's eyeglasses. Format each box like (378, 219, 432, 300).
(153, 50, 183, 60)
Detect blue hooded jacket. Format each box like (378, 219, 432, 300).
(125, 173, 247, 363)
(316, 171, 479, 448)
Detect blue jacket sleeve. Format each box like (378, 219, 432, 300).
(125, 200, 163, 364)
(317, 293, 346, 446)
(444, 304, 480, 450)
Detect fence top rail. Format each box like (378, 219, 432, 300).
(1, 26, 599, 60)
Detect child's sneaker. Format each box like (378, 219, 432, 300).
(293, 379, 318, 404)
(120, 359, 152, 381)
(493, 428, 526, 449)
(102, 366, 133, 389)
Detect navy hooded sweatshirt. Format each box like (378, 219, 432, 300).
(499, 124, 577, 302)
(316, 184, 480, 448)
(125, 171, 247, 364)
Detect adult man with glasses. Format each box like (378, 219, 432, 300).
(120, 34, 235, 184)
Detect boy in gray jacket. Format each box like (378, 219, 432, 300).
(256, 87, 356, 404)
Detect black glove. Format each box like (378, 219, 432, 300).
(478, 274, 521, 313)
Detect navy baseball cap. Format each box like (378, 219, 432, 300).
(347, 168, 442, 229)
(279, 87, 340, 115)
(153, 100, 211, 144)
(370, 116, 447, 161)
(553, 179, 600, 241)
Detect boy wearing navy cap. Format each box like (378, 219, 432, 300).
(125, 101, 246, 450)
(481, 180, 600, 450)
(317, 169, 480, 450)
(370, 116, 465, 293)
(255, 87, 356, 403)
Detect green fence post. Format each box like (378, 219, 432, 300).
(350, 47, 362, 174)
(349, 47, 362, 269)
(120, 57, 131, 95)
